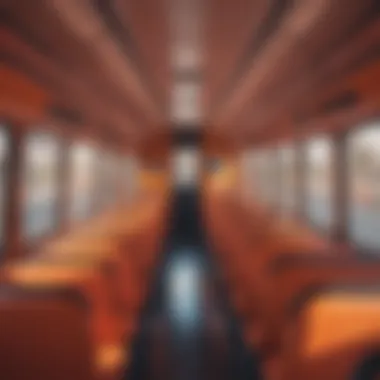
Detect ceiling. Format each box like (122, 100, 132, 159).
(2, 0, 379, 147)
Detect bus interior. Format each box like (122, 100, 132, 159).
(1, 0, 380, 379)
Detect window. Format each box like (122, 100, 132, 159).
(172, 148, 201, 188)
(121, 155, 138, 201)
(68, 143, 96, 221)
(240, 150, 257, 200)
(22, 132, 60, 240)
(305, 136, 334, 231)
(254, 149, 279, 207)
(279, 145, 297, 213)
(348, 124, 380, 250)
(0, 127, 9, 246)
(96, 151, 120, 207)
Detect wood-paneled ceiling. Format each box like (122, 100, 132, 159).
(204, 0, 380, 146)
(1, 0, 379, 147)
(2, 0, 170, 146)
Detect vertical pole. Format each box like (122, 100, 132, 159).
(93, 148, 105, 213)
(5, 123, 24, 260)
(332, 131, 349, 244)
(56, 134, 70, 233)
(295, 139, 306, 221)
(274, 147, 282, 214)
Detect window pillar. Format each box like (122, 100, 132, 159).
(5, 124, 23, 260)
(57, 135, 70, 232)
(332, 131, 349, 243)
(295, 140, 306, 221)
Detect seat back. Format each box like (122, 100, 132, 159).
(246, 257, 380, 353)
(281, 285, 380, 380)
(0, 287, 94, 380)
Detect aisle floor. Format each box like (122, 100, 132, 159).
(126, 191, 261, 380)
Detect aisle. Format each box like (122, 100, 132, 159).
(126, 190, 261, 380)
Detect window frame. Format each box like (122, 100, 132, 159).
(278, 143, 298, 216)
(238, 119, 380, 258)
(303, 134, 336, 235)
(345, 122, 380, 255)
(0, 123, 11, 257)
(20, 130, 62, 243)
(122, 154, 139, 202)
(254, 147, 280, 208)
(67, 141, 97, 223)
(93, 148, 120, 210)
(294, 119, 380, 258)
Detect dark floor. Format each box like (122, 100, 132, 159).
(127, 189, 261, 380)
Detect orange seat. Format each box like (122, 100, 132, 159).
(251, 257, 380, 353)
(0, 285, 126, 380)
(277, 285, 380, 380)
(0, 195, 169, 380)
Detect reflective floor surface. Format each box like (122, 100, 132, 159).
(126, 190, 261, 380)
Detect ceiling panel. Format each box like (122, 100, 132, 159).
(114, 0, 171, 113)
(203, 0, 270, 115)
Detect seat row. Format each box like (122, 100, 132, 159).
(0, 194, 170, 380)
(203, 192, 380, 380)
